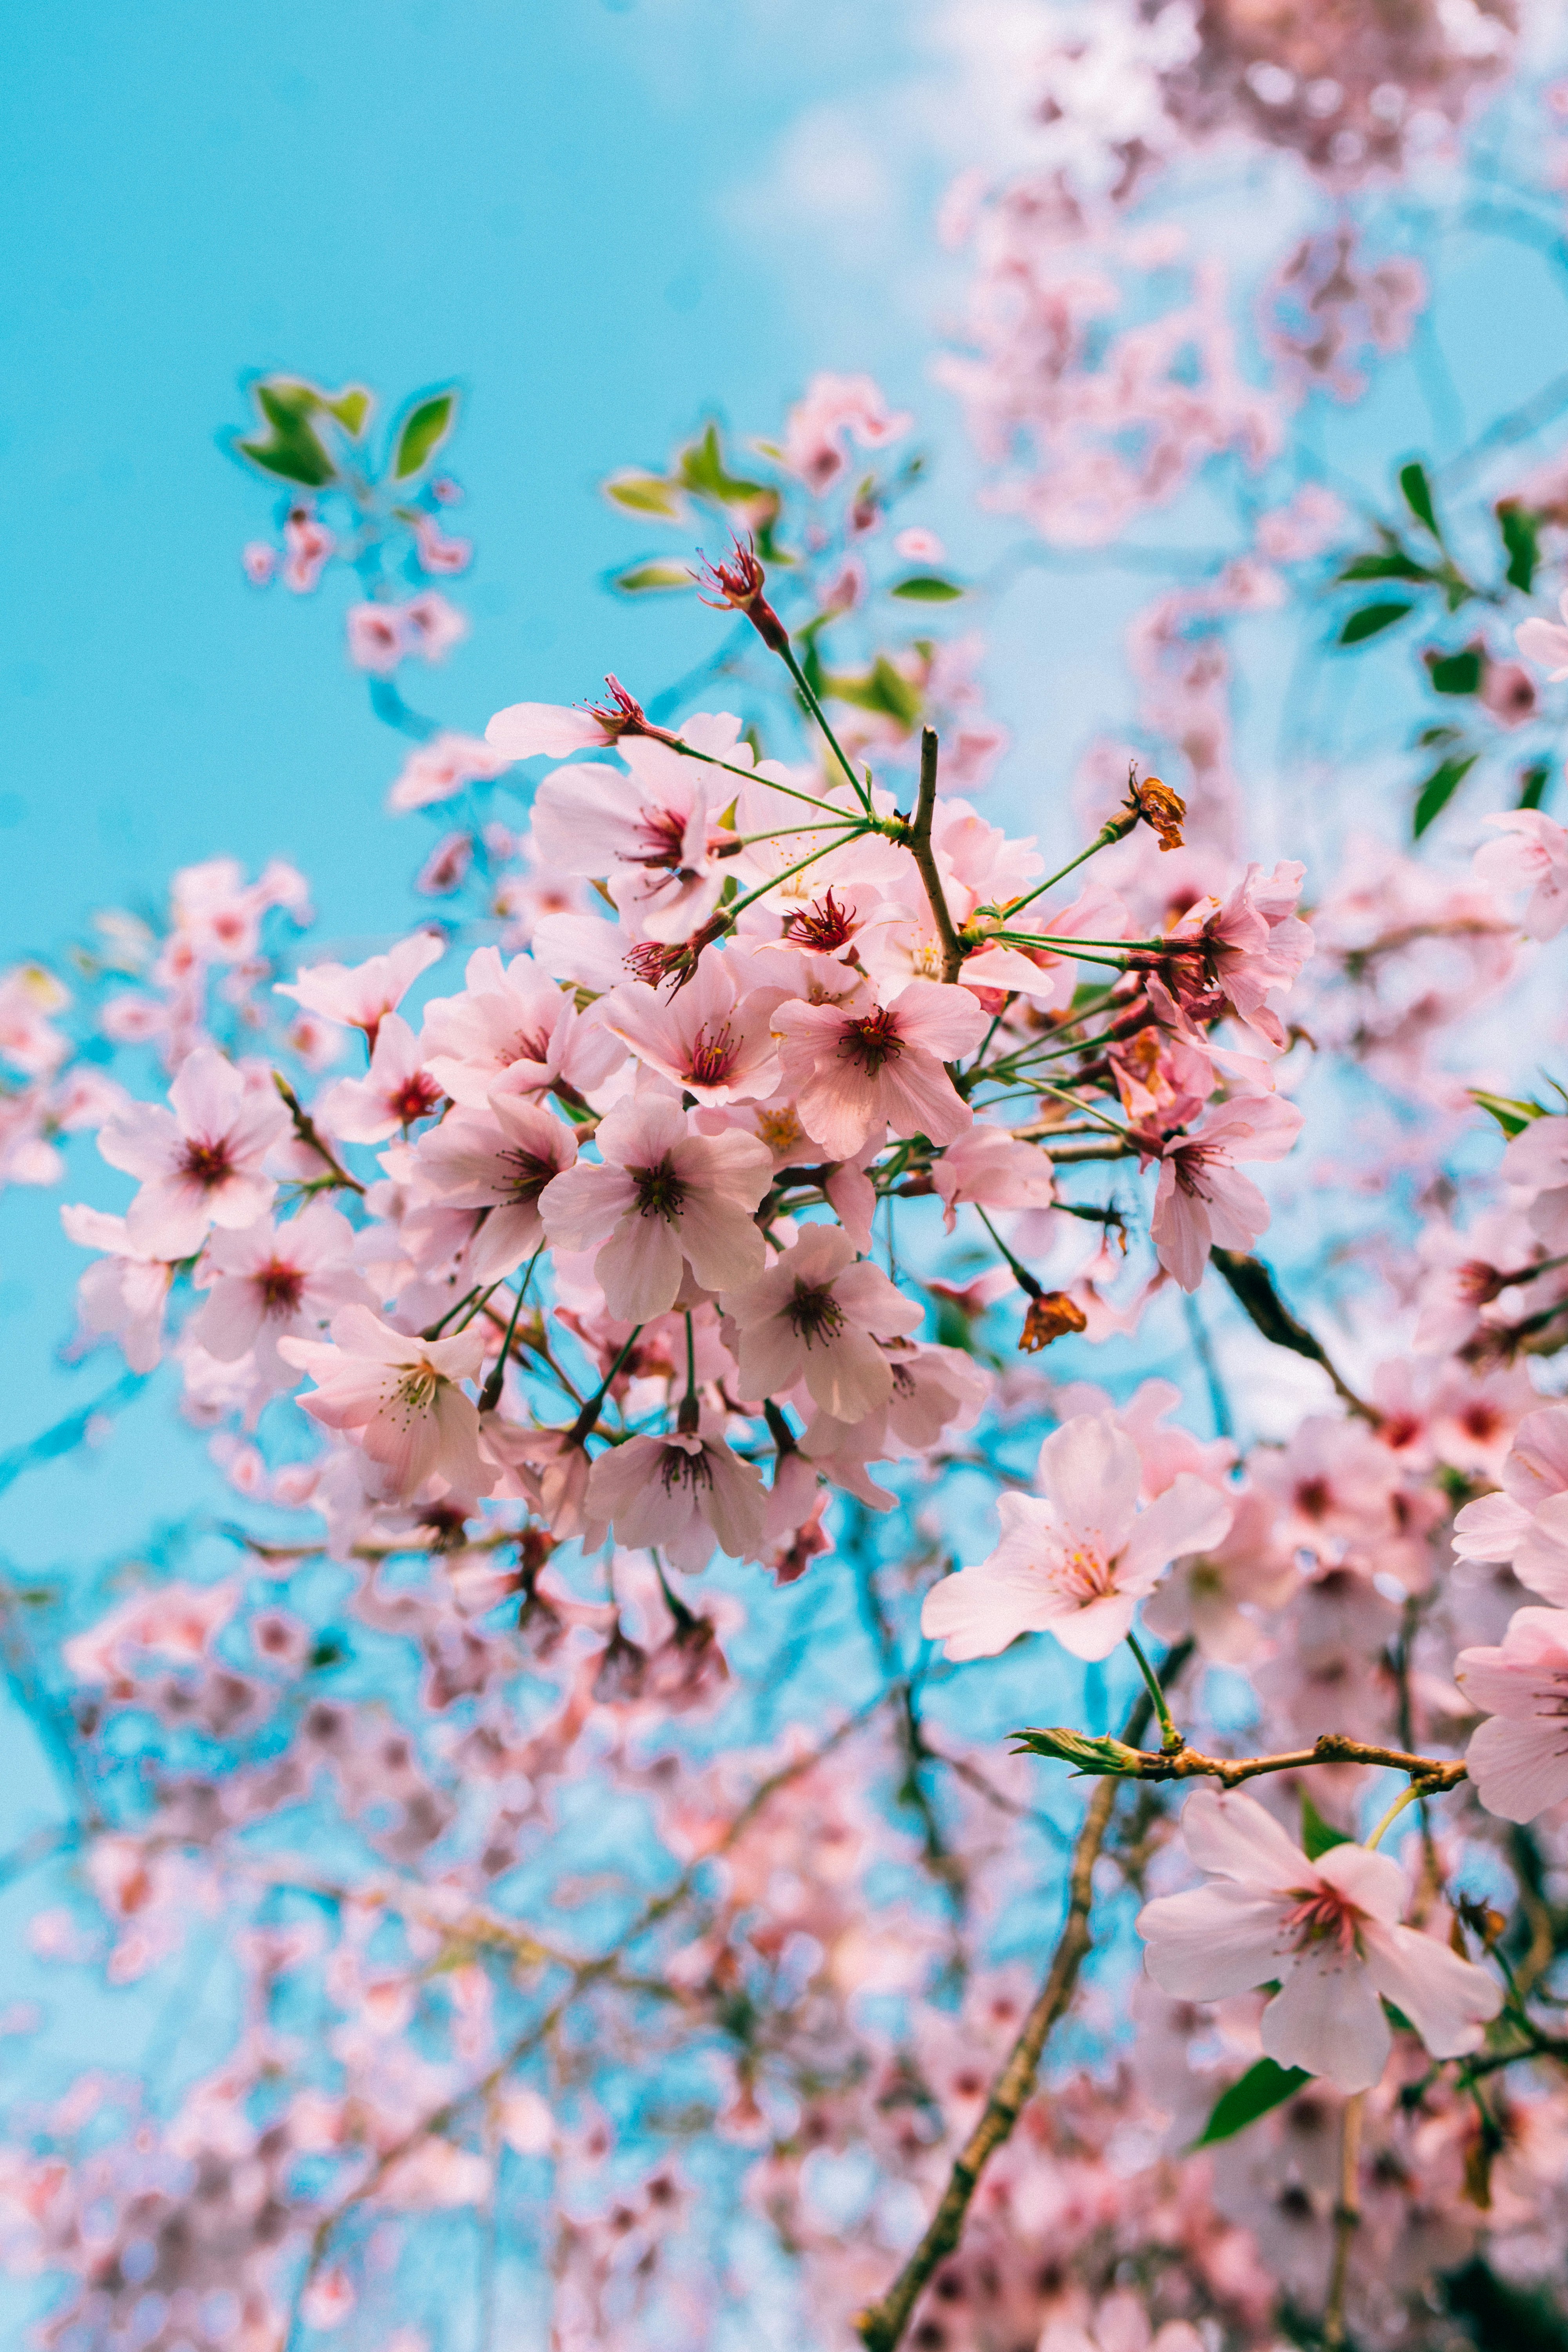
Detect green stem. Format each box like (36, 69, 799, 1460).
(1125, 1630, 1183, 1755)
(478, 1249, 544, 1414)
(1365, 1781, 1424, 1852)
(568, 1324, 646, 1443)
(777, 640, 875, 813)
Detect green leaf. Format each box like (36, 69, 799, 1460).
(1400, 459, 1441, 539)
(603, 469, 686, 519)
(322, 386, 372, 437)
(1194, 2059, 1311, 2148)
(1008, 1726, 1145, 1777)
(1337, 550, 1434, 585)
(1301, 1792, 1354, 1860)
(1498, 501, 1541, 595)
(1470, 1088, 1547, 1138)
(1519, 761, 1553, 812)
(889, 573, 965, 602)
(1426, 648, 1483, 695)
(393, 391, 458, 482)
(612, 559, 694, 595)
(236, 381, 337, 487)
(677, 422, 776, 517)
(1413, 751, 1479, 837)
(823, 655, 923, 730)
(1339, 599, 1414, 646)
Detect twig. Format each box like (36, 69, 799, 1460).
(1209, 1247, 1379, 1425)
(1322, 2090, 1365, 2348)
(902, 728, 964, 983)
(854, 1643, 1192, 2352)
(273, 1072, 365, 1195)
(1010, 1726, 1467, 1792)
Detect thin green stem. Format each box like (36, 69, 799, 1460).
(478, 1250, 544, 1413)
(1125, 1630, 1182, 1754)
(671, 739, 855, 820)
(568, 1325, 646, 1443)
(1365, 1781, 1424, 1852)
(777, 641, 875, 813)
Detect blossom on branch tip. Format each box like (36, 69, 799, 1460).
(315, 1014, 445, 1145)
(921, 1413, 1232, 1662)
(694, 539, 789, 653)
(722, 1224, 923, 1423)
(1136, 1788, 1501, 2093)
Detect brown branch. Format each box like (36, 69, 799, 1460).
(1209, 1247, 1379, 1424)
(1011, 1726, 1468, 1793)
(902, 727, 965, 985)
(1322, 2089, 1365, 2348)
(854, 1642, 1192, 2352)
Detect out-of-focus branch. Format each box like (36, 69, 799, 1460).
(1209, 1247, 1379, 1424)
(854, 1642, 1192, 2352)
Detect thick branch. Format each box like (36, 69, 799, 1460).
(903, 727, 965, 984)
(1209, 1247, 1378, 1424)
(1012, 1727, 1468, 1792)
(854, 1644, 1191, 2352)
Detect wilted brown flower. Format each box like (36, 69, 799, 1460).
(1019, 1290, 1088, 1351)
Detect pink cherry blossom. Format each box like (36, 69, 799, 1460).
(408, 1094, 577, 1281)
(771, 981, 988, 1161)
(60, 1204, 174, 1372)
(584, 1416, 766, 1572)
(1451, 1403, 1568, 1604)
(279, 1305, 492, 1499)
(932, 1118, 1057, 1233)
(1145, 1093, 1304, 1290)
(1474, 811, 1568, 943)
(419, 947, 624, 1108)
(921, 1414, 1232, 1662)
(722, 1224, 923, 1422)
(98, 1047, 287, 1259)
(538, 1090, 772, 1321)
(189, 1201, 369, 1389)
(596, 955, 782, 1107)
(345, 603, 409, 676)
(528, 717, 746, 944)
(281, 508, 334, 593)
(315, 1013, 445, 1144)
(781, 372, 912, 494)
(402, 591, 467, 662)
(276, 931, 445, 1049)
(1515, 593, 1568, 681)
(386, 731, 513, 814)
(1136, 1789, 1501, 2093)
(412, 514, 472, 575)
(1456, 1606, 1568, 1822)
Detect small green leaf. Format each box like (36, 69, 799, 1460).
(1195, 2058, 1311, 2148)
(677, 422, 776, 517)
(1400, 460, 1441, 539)
(1009, 1726, 1145, 1776)
(1339, 600, 1414, 646)
(236, 381, 337, 486)
(1301, 1791, 1354, 1861)
(1519, 761, 1553, 812)
(1497, 501, 1541, 595)
(612, 559, 694, 595)
(1337, 550, 1434, 585)
(1413, 751, 1479, 837)
(1426, 648, 1483, 695)
(603, 469, 686, 519)
(322, 386, 372, 437)
(889, 573, 965, 602)
(393, 391, 458, 482)
(1470, 1088, 1547, 1138)
(824, 655, 923, 729)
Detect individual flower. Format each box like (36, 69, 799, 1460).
(345, 602, 409, 675)
(1144, 1093, 1305, 1291)
(1456, 1607, 1568, 1822)
(190, 1201, 369, 1389)
(1474, 811, 1568, 943)
(1168, 860, 1313, 1043)
(782, 372, 912, 494)
(595, 953, 782, 1107)
(281, 507, 334, 592)
(419, 947, 624, 1108)
(538, 1089, 772, 1320)
(771, 981, 988, 1161)
(408, 1094, 578, 1281)
(722, 1224, 923, 1423)
(315, 1014, 445, 1145)
(921, 1413, 1232, 1662)
(584, 1416, 767, 1573)
(1136, 1789, 1502, 2094)
(60, 1204, 174, 1372)
(276, 931, 445, 1050)
(931, 1118, 1057, 1233)
(1515, 591, 1568, 681)
(98, 1047, 288, 1259)
(1451, 1403, 1568, 1604)
(386, 731, 512, 813)
(527, 714, 746, 943)
(279, 1305, 492, 1499)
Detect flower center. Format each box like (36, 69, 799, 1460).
(500, 1149, 558, 1205)
(180, 1138, 235, 1191)
(633, 807, 690, 871)
(498, 1025, 553, 1069)
(659, 1441, 714, 1499)
(632, 1157, 687, 1221)
(1281, 1885, 1364, 1959)
(255, 1259, 305, 1316)
(786, 1281, 846, 1348)
(840, 1007, 903, 1074)
(784, 890, 855, 951)
(390, 1073, 443, 1125)
(1044, 1543, 1118, 1610)
(756, 1107, 808, 1156)
(684, 1023, 737, 1087)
